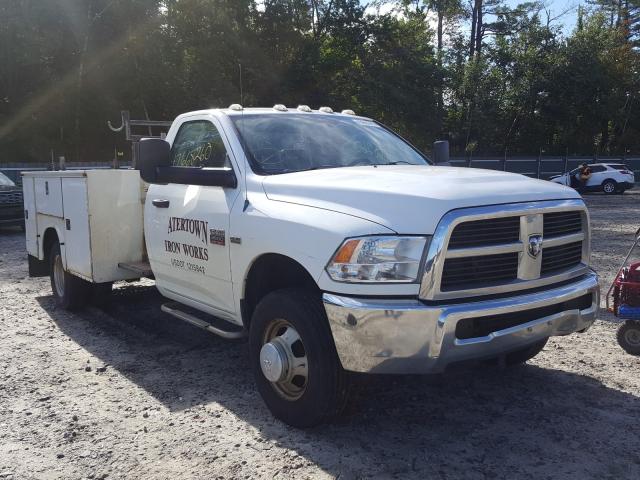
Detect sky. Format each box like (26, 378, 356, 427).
(505, 0, 582, 34)
(366, 1, 584, 36)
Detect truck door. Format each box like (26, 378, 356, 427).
(145, 117, 240, 317)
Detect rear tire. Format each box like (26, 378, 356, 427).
(48, 242, 89, 311)
(602, 179, 617, 195)
(617, 321, 640, 356)
(249, 288, 350, 428)
(504, 338, 548, 366)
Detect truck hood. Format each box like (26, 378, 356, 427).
(262, 165, 581, 233)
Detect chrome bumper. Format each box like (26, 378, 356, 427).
(323, 271, 599, 374)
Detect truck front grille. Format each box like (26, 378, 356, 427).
(543, 211, 582, 237)
(441, 252, 518, 291)
(455, 293, 593, 339)
(541, 241, 583, 275)
(419, 200, 590, 301)
(0, 206, 23, 220)
(0, 191, 23, 205)
(448, 216, 520, 248)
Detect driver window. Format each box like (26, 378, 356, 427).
(170, 120, 231, 168)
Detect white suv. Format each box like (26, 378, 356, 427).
(550, 163, 635, 194)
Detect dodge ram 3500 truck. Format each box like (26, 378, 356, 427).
(23, 105, 599, 427)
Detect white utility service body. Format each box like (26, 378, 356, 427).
(24, 106, 600, 427)
(22, 169, 145, 283)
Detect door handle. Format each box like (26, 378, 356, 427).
(152, 199, 170, 208)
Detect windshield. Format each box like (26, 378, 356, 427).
(231, 114, 429, 175)
(0, 172, 16, 187)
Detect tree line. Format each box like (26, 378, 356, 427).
(1, 0, 640, 163)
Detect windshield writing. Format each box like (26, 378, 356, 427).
(231, 114, 428, 174)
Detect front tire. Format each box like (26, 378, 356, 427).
(617, 321, 640, 356)
(602, 179, 617, 195)
(249, 288, 350, 428)
(49, 242, 89, 311)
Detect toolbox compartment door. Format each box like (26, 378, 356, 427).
(61, 177, 92, 280)
(22, 177, 38, 256)
(35, 177, 63, 217)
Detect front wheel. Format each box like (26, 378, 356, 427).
(249, 288, 350, 428)
(49, 242, 89, 310)
(602, 179, 617, 195)
(617, 321, 640, 355)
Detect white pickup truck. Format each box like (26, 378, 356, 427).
(23, 105, 599, 427)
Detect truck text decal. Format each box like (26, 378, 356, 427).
(167, 216, 208, 245)
(164, 240, 209, 261)
(164, 216, 225, 275)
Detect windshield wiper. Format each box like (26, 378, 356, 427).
(377, 160, 415, 165)
(301, 165, 339, 171)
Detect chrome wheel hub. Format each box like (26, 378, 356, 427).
(604, 183, 615, 193)
(261, 320, 308, 401)
(260, 341, 288, 382)
(53, 253, 65, 298)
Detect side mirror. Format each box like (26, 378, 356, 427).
(433, 140, 450, 165)
(138, 138, 170, 183)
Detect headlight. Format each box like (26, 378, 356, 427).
(326, 236, 430, 283)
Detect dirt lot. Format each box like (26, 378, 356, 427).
(1, 193, 640, 480)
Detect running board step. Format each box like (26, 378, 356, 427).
(118, 261, 153, 277)
(161, 302, 246, 339)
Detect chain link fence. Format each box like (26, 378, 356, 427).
(450, 156, 640, 180)
(2, 156, 639, 187)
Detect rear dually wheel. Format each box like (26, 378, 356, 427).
(48, 241, 90, 311)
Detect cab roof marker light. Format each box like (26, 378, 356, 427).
(273, 104, 288, 112)
(319, 106, 334, 113)
(341, 109, 356, 115)
(297, 105, 312, 112)
(228, 103, 243, 111)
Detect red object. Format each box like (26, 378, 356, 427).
(612, 262, 640, 315)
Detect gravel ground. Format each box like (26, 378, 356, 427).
(1, 192, 640, 480)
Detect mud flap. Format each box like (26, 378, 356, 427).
(28, 254, 49, 277)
